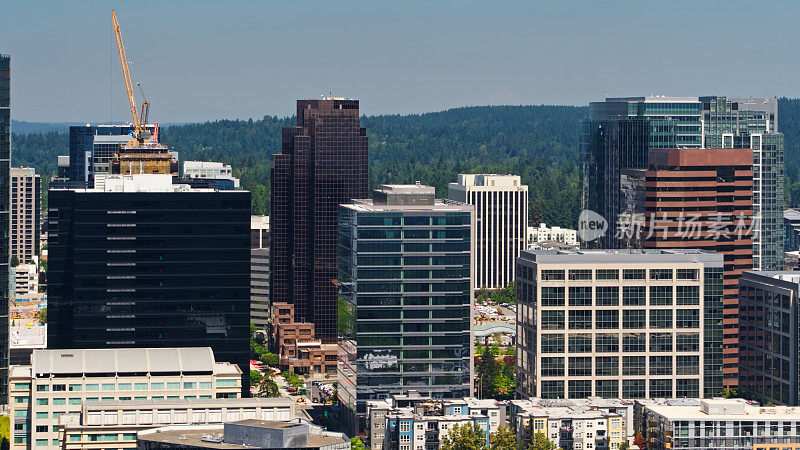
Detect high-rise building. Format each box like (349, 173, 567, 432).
(515, 249, 724, 399)
(644, 147, 753, 388)
(0, 53, 12, 403)
(10, 167, 40, 264)
(448, 174, 528, 290)
(582, 96, 783, 270)
(338, 184, 474, 434)
(270, 98, 368, 344)
(251, 215, 269, 328)
(738, 271, 800, 405)
(47, 175, 251, 393)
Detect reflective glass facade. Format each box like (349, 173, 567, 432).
(0, 54, 10, 402)
(338, 200, 473, 433)
(271, 99, 369, 343)
(47, 189, 251, 394)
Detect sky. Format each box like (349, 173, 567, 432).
(2, 0, 800, 123)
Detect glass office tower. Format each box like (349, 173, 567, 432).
(583, 96, 784, 271)
(338, 184, 474, 434)
(0, 54, 11, 403)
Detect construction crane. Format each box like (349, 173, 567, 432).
(111, 10, 151, 143)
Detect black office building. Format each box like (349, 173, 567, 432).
(47, 177, 251, 392)
(270, 99, 368, 343)
(0, 54, 12, 402)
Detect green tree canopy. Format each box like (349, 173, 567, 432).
(528, 432, 557, 450)
(488, 425, 516, 450)
(441, 423, 488, 450)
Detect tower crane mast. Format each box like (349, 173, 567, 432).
(111, 10, 150, 143)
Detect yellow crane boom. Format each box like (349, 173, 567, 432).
(111, 10, 146, 142)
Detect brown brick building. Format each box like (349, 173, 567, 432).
(270, 302, 337, 375)
(644, 147, 753, 389)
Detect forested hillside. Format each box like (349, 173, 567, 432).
(12, 100, 800, 229)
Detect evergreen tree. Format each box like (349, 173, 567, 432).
(441, 423, 489, 450)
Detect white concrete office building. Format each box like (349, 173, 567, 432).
(183, 161, 240, 188)
(515, 249, 725, 400)
(8, 347, 244, 449)
(448, 174, 528, 290)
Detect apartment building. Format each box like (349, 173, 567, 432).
(8, 347, 243, 449)
(635, 398, 800, 449)
(527, 223, 578, 249)
(366, 393, 504, 450)
(448, 174, 528, 290)
(508, 400, 626, 450)
(516, 249, 725, 399)
(270, 302, 337, 375)
(508, 397, 634, 446)
(10, 167, 40, 264)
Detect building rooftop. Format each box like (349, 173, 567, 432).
(639, 398, 800, 421)
(742, 270, 800, 286)
(519, 248, 724, 265)
(50, 174, 242, 193)
(80, 397, 293, 411)
(451, 174, 526, 188)
(29, 347, 226, 376)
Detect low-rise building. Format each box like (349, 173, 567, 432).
(508, 397, 634, 446)
(270, 302, 337, 375)
(183, 161, 240, 188)
(9, 347, 243, 449)
(527, 223, 578, 249)
(366, 393, 504, 450)
(60, 398, 296, 449)
(11, 263, 38, 298)
(137, 418, 350, 450)
(635, 398, 800, 450)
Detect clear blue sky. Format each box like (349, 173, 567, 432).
(2, 0, 799, 122)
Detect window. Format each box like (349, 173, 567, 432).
(35, 425, 48, 433)
(400, 422, 411, 432)
(596, 269, 619, 280)
(595, 356, 619, 376)
(134, 383, 148, 390)
(68, 398, 81, 405)
(650, 356, 673, 375)
(53, 384, 65, 391)
(35, 399, 48, 405)
(623, 269, 645, 280)
(677, 309, 700, 328)
(623, 310, 645, 329)
(150, 383, 164, 390)
(102, 383, 115, 391)
(117, 383, 132, 390)
(676, 286, 700, 305)
(650, 333, 673, 352)
(541, 270, 565, 281)
(650, 286, 673, 305)
(568, 380, 591, 399)
(216, 379, 237, 387)
(569, 334, 592, 353)
(569, 357, 592, 376)
(199, 382, 212, 389)
(677, 269, 699, 280)
(35, 412, 47, 419)
(14, 383, 30, 390)
(622, 286, 646, 306)
(569, 287, 592, 306)
(541, 334, 565, 353)
(35, 385, 48, 392)
(622, 333, 645, 353)
(13, 396, 29, 404)
(35, 439, 47, 447)
(676, 333, 700, 352)
(69, 435, 81, 442)
(85, 384, 99, 391)
(595, 310, 618, 329)
(650, 310, 672, 329)
(650, 269, 672, 280)
(68, 384, 82, 391)
(650, 379, 672, 397)
(167, 382, 180, 390)
(541, 380, 564, 399)
(542, 311, 565, 330)
(123, 433, 137, 441)
(622, 379, 645, 398)
(541, 357, 564, 377)
(622, 356, 645, 375)
(569, 270, 592, 281)
(569, 310, 592, 329)
(676, 356, 700, 375)
(541, 287, 565, 306)
(53, 398, 66, 405)
(595, 334, 618, 353)
(595, 286, 619, 306)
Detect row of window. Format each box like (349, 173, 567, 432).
(540, 355, 700, 377)
(538, 378, 698, 399)
(539, 285, 699, 307)
(22, 379, 238, 392)
(15, 394, 219, 405)
(540, 332, 700, 353)
(539, 268, 699, 281)
(539, 309, 700, 330)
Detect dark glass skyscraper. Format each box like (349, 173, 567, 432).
(0, 54, 11, 402)
(47, 176, 251, 393)
(270, 98, 368, 344)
